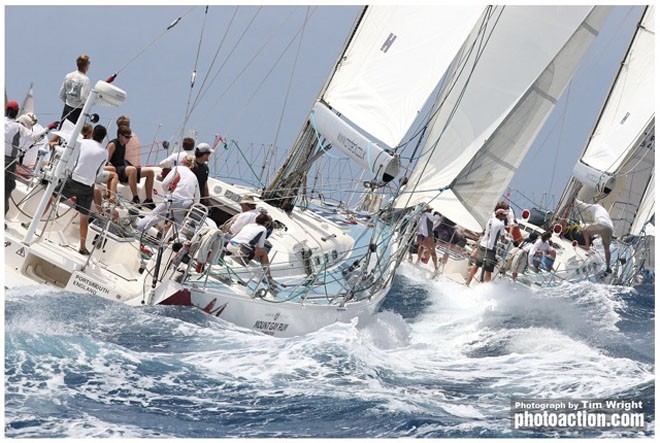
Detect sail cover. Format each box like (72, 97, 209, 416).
(322, 5, 484, 149)
(395, 6, 611, 231)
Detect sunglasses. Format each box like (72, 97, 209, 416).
(121, 133, 132, 139)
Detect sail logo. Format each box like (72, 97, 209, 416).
(337, 133, 365, 161)
(381, 33, 397, 53)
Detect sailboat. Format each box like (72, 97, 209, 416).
(515, 5, 655, 287)
(391, 5, 613, 284)
(5, 5, 484, 337)
(4, 5, 615, 337)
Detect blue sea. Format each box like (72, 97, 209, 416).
(4, 262, 654, 438)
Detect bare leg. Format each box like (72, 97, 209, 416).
(79, 213, 89, 251)
(143, 168, 155, 200)
(126, 166, 138, 199)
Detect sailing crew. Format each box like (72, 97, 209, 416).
(106, 124, 155, 207)
(192, 142, 212, 206)
(502, 232, 539, 282)
(159, 136, 195, 176)
(528, 231, 556, 272)
(58, 54, 91, 125)
(415, 206, 439, 270)
(135, 156, 200, 236)
(495, 201, 522, 246)
(229, 194, 261, 235)
(81, 123, 119, 207)
(51, 125, 109, 255)
(465, 208, 508, 286)
(573, 199, 614, 274)
(226, 212, 274, 280)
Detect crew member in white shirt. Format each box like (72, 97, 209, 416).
(136, 156, 200, 235)
(527, 231, 556, 271)
(53, 125, 108, 254)
(226, 212, 274, 280)
(574, 199, 614, 273)
(58, 54, 91, 125)
(465, 208, 507, 286)
(229, 194, 261, 235)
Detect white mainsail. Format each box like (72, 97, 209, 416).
(395, 6, 611, 232)
(575, 6, 655, 238)
(322, 5, 485, 149)
(267, 5, 484, 202)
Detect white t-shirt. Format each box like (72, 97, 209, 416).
(59, 70, 91, 108)
(528, 239, 551, 266)
(159, 151, 194, 168)
(162, 165, 200, 204)
(230, 210, 258, 235)
(479, 215, 506, 250)
(71, 139, 107, 186)
(574, 199, 614, 230)
(417, 212, 434, 237)
(231, 223, 267, 249)
(5, 117, 44, 157)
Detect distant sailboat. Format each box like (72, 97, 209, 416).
(519, 5, 655, 286)
(392, 6, 612, 281)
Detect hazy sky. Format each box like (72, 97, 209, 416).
(3, 3, 646, 210)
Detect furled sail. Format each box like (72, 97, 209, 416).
(395, 6, 611, 232)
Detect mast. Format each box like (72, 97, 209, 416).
(262, 7, 367, 210)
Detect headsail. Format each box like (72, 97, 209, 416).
(394, 6, 611, 232)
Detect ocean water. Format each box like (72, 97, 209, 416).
(4, 262, 654, 438)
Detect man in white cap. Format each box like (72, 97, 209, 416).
(136, 156, 200, 235)
(229, 194, 261, 235)
(5, 101, 58, 216)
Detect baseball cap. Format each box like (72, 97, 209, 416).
(6, 101, 19, 112)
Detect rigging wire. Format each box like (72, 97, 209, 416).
(179, 6, 210, 141)
(106, 7, 194, 83)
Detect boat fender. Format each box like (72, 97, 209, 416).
(188, 226, 211, 257)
